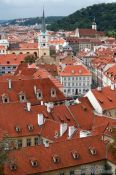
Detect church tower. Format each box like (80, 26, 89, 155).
(92, 17, 97, 30)
(38, 9, 50, 58)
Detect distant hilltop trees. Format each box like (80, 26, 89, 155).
(48, 2, 116, 32)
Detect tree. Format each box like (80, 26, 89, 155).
(24, 55, 36, 64)
(109, 128, 116, 161)
(0, 135, 15, 175)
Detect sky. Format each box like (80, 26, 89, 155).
(0, 0, 116, 20)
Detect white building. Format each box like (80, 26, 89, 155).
(59, 64, 92, 97)
(0, 39, 9, 49)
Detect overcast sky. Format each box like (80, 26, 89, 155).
(0, 0, 116, 20)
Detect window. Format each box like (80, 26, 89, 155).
(51, 88, 56, 97)
(31, 160, 38, 167)
(19, 92, 26, 102)
(27, 138, 32, 147)
(17, 140, 22, 148)
(70, 170, 74, 175)
(52, 155, 60, 163)
(10, 163, 17, 171)
(34, 137, 39, 146)
(36, 90, 43, 99)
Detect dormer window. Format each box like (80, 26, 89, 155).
(10, 163, 17, 171)
(15, 126, 21, 133)
(2, 94, 9, 103)
(89, 147, 97, 155)
(51, 88, 56, 97)
(52, 155, 60, 163)
(19, 91, 26, 102)
(71, 151, 80, 159)
(31, 160, 38, 167)
(27, 124, 34, 131)
(36, 89, 43, 100)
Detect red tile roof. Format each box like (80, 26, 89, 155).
(92, 86, 116, 110)
(59, 65, 91, 77)
(0, 54, 25, 66)
(4, 136, 107, 175)
(0, 78, 66, 104)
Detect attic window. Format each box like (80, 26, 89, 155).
(71, 151, 80, 159)
(2, 94, 9, 103)
(51, 88, 56, 97)
(89, 147, 97, 155)
(31, 160, 38, 167)
(15, 126, 21, 133)
(52, 155, 60, 163)
(10, 163, 17, 171)
(36, 90, 43, 100)
(27, 125, 34, 131)
(7, 61, 10, 64)
(19, 92, 26, 102)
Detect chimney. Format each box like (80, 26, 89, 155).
(34, 85, 37, 94)
(41, 101, 44, 106)
(60, 123, 67, 137)
(43, 140, 49, 148)
(27, 102, 31, 112)
(111, 83, 115, 91)
(46, 103, 54, 113)
(38, 114, 44, 126)
(8, 79, 12, 89)
(68, 126, 76, 138)
(97, 87, 102, 91)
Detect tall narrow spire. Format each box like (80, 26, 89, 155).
(41, 7, 46, 33)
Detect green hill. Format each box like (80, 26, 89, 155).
(47, 3, 116, 32)
(2, 16, 64, 26)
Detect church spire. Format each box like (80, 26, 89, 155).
(41, 8, 46, 33)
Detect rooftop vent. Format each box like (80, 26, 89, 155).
(107, 96, 112, 102)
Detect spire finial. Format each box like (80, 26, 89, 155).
(41, 5, 46, 33)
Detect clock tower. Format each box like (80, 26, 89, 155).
(38, 9, 50, 58)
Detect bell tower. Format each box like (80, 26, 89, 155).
(92, 17, 97, 31)
(38, 8, 50, 58)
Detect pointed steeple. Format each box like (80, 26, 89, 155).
(41, 8, 46, 33)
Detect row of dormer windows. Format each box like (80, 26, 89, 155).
(1, 89, 57, 103)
